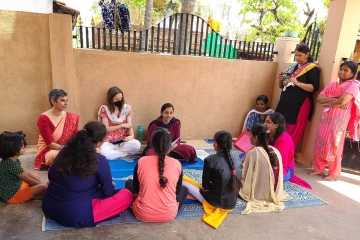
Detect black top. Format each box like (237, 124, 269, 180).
(200, 151, 242, 209)
(276, 65, 320, 124)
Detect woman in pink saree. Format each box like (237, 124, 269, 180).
(309, 61, 360, 181)
(34, 89, 79, 170)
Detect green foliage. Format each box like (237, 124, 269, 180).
(238, 0, 301, 42)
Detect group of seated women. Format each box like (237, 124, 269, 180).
(33, 86, 197, 170)
(2, 43, 359, 228)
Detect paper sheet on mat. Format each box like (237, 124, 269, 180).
(196, 150, 209, 160)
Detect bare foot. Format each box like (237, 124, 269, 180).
(324, 175, 337, 181)
(308, 170, 323, 176)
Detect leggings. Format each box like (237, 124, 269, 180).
(125, 179, 188, 210)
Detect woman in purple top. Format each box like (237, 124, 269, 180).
(42, 121, 134, 228)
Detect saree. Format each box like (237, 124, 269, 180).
(34, 112, 79, 170)
(314, 80, 360, 164)
(239, 147, 290, 214)
(276, 62, 320, 124)
(142, 117, 197, 162)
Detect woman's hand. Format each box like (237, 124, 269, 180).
(121, 123, 132, 129)
(124, 135, 134, 142)
(278, 73, 284, 81)
(288, 77, 298, 85)
(169, 143, 178, 152)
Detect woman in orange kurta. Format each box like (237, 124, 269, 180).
(34, 89, 79, 170)
(309, 61, 360, 181)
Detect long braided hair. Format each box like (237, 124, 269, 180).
(268, 112, 286, 145)
(151, 128, 171, 189)
(55, 121, 106, 178)
(250, 124, 278, 168)
(214, 131, 242, 190)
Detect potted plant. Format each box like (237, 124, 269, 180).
(283, 21, 301, 38)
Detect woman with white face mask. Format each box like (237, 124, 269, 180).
(98, 86, 141, 160)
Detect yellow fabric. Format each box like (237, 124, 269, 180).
(294, 63, 317, 78)
(202, 200, 232, 229)
(239, 147, 291, 214)
(182, 175, 201, 188)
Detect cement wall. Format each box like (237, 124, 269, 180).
(0, 10, 278, 144)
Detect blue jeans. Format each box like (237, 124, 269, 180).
(283, 167, 294, 182)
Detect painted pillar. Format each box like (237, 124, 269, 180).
(301, 0, 360, 166)
(48, 13, 78, 114)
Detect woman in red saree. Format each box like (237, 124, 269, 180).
(142, 103, 197, 162)
(34, 89, 79, 170)
(276, 44, 320, 147)
(309, 61, 360, 181)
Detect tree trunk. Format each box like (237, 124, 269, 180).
(141, 0, 153, 51)
(175, 0, 196, 54)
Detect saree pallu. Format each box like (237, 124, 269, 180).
(314, 80, 360, 172)
(34, 112, 79, 170)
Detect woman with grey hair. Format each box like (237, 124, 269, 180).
(34, 89, 79, 170)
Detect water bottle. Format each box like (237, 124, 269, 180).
(137, 125, 143, 143)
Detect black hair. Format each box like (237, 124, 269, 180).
(159, 103, 174, 119)
(49, 89, 67, 107)
(106, 86, 125, 114)
(151, 127, 171, 189)
(250, 124, 278, 168)
(268, 112, 287, 144)
(0, 131, 27, 159)
(54, 121, 106, 178)
(295, 43, 314, 62)
(214, 131, 242, 190)
(340, 61, 358, 80)
(256, 95, 268, 104)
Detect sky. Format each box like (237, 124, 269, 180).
(62, 0, 328, 27)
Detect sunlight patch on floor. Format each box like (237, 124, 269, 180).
(318, 180, 360, 203)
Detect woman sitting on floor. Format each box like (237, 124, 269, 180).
(125, 128, 188, 223)
(265, 112, 311, 189)
(243, 95, 274, 131)
(98, 86, 141, 160)
(182, 131, 242, 229)
(142, 103, 197, 162)
(0, 131, 47, 204)
(42, 121, 134, 228)
(34, 89, 79, 170)
(240, 124, 289, 214)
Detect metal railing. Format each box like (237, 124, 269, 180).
(302, 21, 322, 62)
(75, 13, 275, 61)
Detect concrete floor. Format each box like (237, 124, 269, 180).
(1, 142, 360, 240)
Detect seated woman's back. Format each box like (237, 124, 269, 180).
(133, 155, 181, 221)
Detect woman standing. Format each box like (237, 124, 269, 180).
(276, 44, 320, 147)
(265, 112, 311, 189)
(34, 89, 79, 170)
(98, 87, 141, 160)
(43, 121, 134, 228)
(240, 124, 289, 214)
(309, 61, 360, 181)
(142, 103, 197, 162)
(125, 128, 188, 223)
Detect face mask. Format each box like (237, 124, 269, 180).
(113, 100, 122, 108)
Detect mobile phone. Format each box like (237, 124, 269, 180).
(280, 72, 291, 79)
(112, 139, 125, 145)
